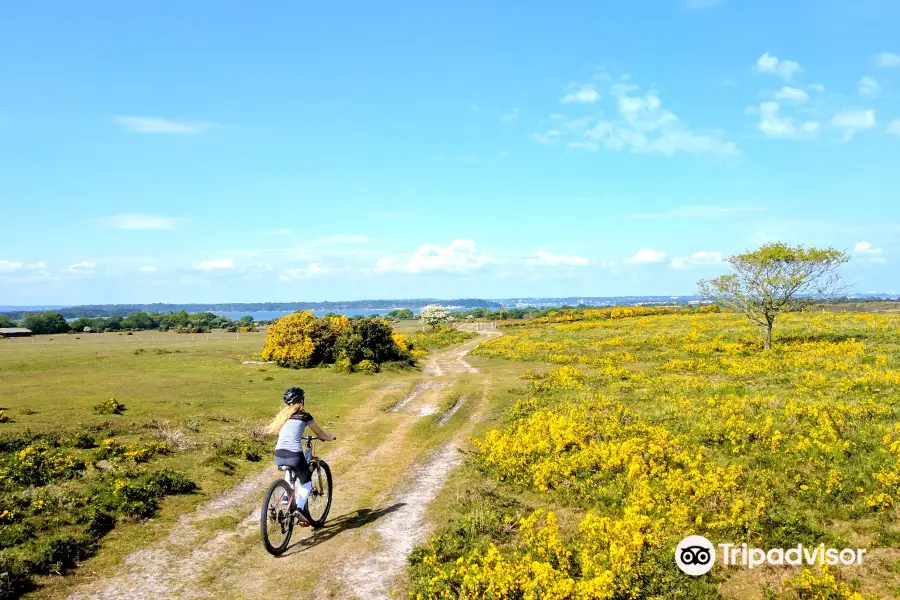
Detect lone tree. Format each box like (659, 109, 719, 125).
(419, 304, 450, 330)
(698, 242, 849, 350)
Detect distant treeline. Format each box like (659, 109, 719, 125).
(0, 298, 501, 320)
(2, 296, 895, 327)
(0, 311, 263, 335)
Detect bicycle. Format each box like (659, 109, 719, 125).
(260, 435, 334, 556)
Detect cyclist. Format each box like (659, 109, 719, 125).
(265, 387, 336, 525)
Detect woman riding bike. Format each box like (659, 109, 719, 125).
(264, 387, 336, 526)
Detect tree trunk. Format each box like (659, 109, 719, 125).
(764, 321, 773, 350)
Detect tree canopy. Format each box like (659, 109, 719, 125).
(698, 242, 849, 349)
(21, 312, 71, 335)
(420, 305, 451, 329)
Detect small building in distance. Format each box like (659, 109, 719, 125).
(0, 327, 33, 338)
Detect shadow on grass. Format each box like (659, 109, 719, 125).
(776, 332, 865, 344)
(280, 503, 406, 555)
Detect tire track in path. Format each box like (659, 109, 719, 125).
(61, 330, 500, 600)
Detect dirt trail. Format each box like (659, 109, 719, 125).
(62, 330, 498, 600)
(340, 442, 463, 600)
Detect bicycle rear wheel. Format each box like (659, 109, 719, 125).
(303, 459, 333, 528)
(261, 479, 294, 555)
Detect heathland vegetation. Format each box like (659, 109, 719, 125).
(4, 243, 899, 599)
(258, 311, 475, 373)
(409, 307, 900, 599)
(0, 309, 483, 599)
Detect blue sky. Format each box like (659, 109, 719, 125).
(1, 0, 899, 304)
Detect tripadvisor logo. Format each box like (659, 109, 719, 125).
(675, 536, 867, 575)
(676, 536, 716, 576)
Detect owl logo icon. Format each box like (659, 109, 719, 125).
(675, 535, 716, 576)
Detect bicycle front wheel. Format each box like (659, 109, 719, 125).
(303, 459, 333, 528)
(261, 479, 294, 555)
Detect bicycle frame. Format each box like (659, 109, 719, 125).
(283, 435, 319, 486)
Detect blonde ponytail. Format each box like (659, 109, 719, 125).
(265, 403, 303, 435)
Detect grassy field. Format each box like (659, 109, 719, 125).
(0, 328, 440, 599)
(409, 310, 900, 599)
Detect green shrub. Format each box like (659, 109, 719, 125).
(71, 433, 95, 449)
(174, 326, 208, 334)
(0, 522, 34, 550)
(0, 426, 194, 598)
(332, 355, 353, 373)
(260, 312, 410, 370)
(0, 553, 33, 600)
(357, 359, 378, 375)
(95, 469, 196, 518)
(214, 437, 264, 462)
(93, 398, 125, 415)
(93, 439, 168, 464)
(0, 444, 85, 487)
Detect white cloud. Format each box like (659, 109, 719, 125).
(561, 86, 601, 104)
(858, 76, 881, 98)
(888, 120, 900, 136)
(624, 247, 667, 265)
(808, 83, 826, 92)
(523, 251, 590, 267)
(774, 86, 809, 102)
(629, 205, 760, 219)
(375, 238, 499, 274)
(99, 214, 180, 230)
(748, 101, 820, 140)
(279, 264, 329, 281)
(112, 116, 219, 134)
(855, 241, 887, 264)
(501, 108, 519, 121)
(670, 251, 725, 269)
(534, 129, 562, 144)
(750, 102, 817, 140)
(67, 261, 96, 274)
(755, 53, 802, 81)
(801, 121, 820, 133)
(138, 266, 157, 273)
(573, 87, 737, 157)
(875, 52, 900, 68)
(831, 110, 876, 141)
(196, 258, 234, 271)
(755, 102, 795, 137)
(0, 260, 23, 272)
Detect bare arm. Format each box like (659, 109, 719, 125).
(308, 422, 336, 441)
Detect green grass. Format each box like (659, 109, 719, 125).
(408, 327, 476, 350)
(0, 330, 398, 599)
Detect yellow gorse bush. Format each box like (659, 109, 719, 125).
(260, 311, 407, 369)
(413, 309, 900, 599)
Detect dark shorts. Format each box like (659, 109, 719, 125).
(274, 449, 311, 484)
